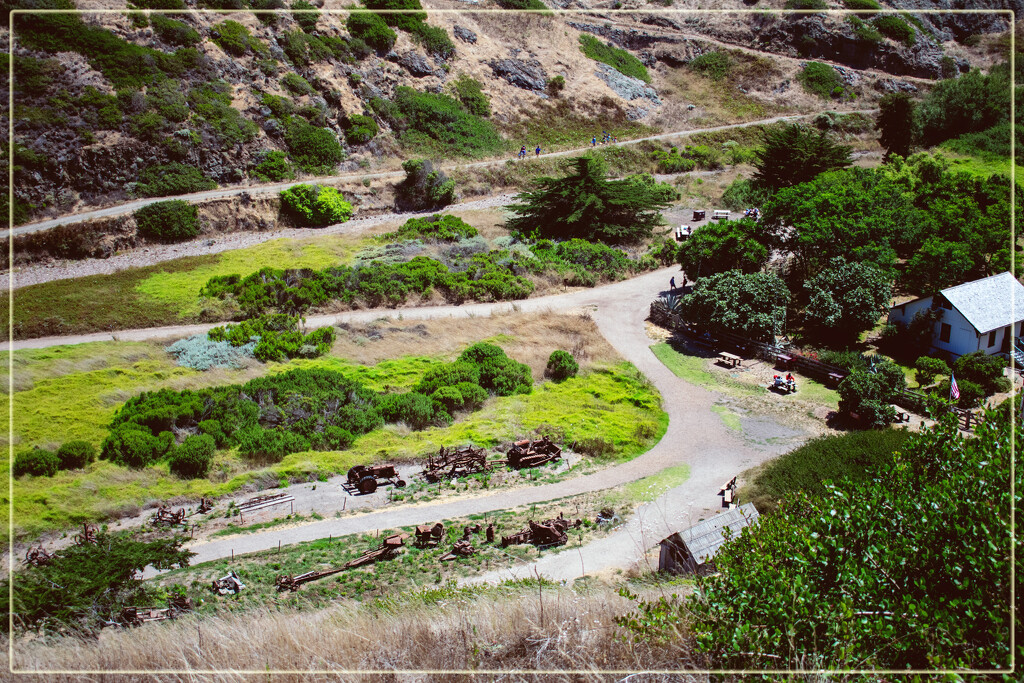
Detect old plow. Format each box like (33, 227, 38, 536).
(275, 533, 410, 592)
(414, 522, 445, 548)
(423, 445, 490, 482)
(501, 514, 581, 549)
(74, 523, 98, 545)
(25, 545, 53, 567)
(151, 505, 187, 527)
(506, 436, 562, 469)
(210, 570, 246, 595)
(112, 596, 193, 628)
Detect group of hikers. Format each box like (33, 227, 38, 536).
(517, 144, 542, 159)
(592, 130, 617, 146)
(743, 207, 761, 221)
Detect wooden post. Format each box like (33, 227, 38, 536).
(231, 549, 234, 561)
(278, 540, 281, 553)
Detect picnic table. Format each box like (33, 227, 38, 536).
(717, 351, 741, 368)
(775, 354, 793, 370)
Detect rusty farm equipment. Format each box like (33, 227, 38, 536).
(114, 596, 193, 628)
(439, 539, 476, 561)
(197, 497, 215, 514)
(501, 514, 581, 549)
(346, 464, 406, 495)
(423, 445, 490, 483)
(152, 505, 187, 527)
(414, 522, 445, 548)
(211, 570, 246, 595)
(25, 546, 53, 567)
(275, 533, 410, 592)
(74, 523, 98, 545)
(506, 436, 562, 469)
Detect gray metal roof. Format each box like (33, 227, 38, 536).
(667, 503, 760, 565)
(940, 272, 1024, 334)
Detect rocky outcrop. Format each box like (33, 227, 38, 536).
(398, 51, 436, 78)
(594, 64, 660, 105)
(567, 21, 684, 50)
(487, 59, 548, 92)
(890, 0, 1017, 42)
(453, 25, 477, 44)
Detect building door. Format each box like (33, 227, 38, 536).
(1002, 325, 1011, 353)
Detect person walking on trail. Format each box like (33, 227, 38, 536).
(670, 276, 676, 290)
(591, 136, 597, 147)
(519, 146, 526, 159)
(535, 145, 541, 157)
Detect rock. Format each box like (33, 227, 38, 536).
(626, 106, 649, 120)
(385, 51, 400, 61)
(874, 78, 919, 94)
(639, 51, 657, 67)
(453, 25, 477, 44)
(594, 64, 661, 105)
(262, 118, 283, 135)
(398, 51, 435, 77)
(487, 58, 548, 92)
(566, 21, 683, 50)
(259, 106, 273, 118)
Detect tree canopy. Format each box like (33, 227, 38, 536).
(504, 155, 676, 243)
(679, 270, 790, 342)
(752, 123, 852, 191)
(876, 92, 917, 159)
(676, 219, 769, 279)
(803, 256, 893, 344)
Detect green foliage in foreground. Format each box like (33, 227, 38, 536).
(679, 270, 790, 342)
(280, 184, 354, 227)
(134, 200, 200, 243)
(685, 413, 1012, 669)
(578, 34, 650, 83)
(837, 360, 907, 428)
(676, 219, 768, 278)
(4, 532, 193, 635)
(383, 214, 478, 242)
(208, 314, 336, 362)
(370, 86, 503, 158)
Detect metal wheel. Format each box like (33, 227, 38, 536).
(358, 476, 378, 494)
(395, 479, 407, 488)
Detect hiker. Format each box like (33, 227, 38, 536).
(535, 145, 541, 157)
(682, 276, 687, 288)
(670, 276, 676, 290)
(519, 145, 527, 159)
(591, 136, 597, 147)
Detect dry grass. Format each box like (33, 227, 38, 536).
(8, 581, 700, 678)
(329, 310, 617, 381)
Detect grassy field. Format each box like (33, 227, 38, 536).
(9, 323, 665, 539)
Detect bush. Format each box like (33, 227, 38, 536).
(843, 0, 880, 8)
(410, 22, 455, 60)
(346, 12, 397, 52)
(650, 147, 697, 173)
(197, 419, 227, 446)
(14, 448, 59, 478)
(362, 0, 426, 32)
(578, 34, 649, 83)
(343, 114, 379, 144)
(291, 0, 319, 32)
(56, 441, 96, 470)
(151, 15, 200, 46)
(952, 352, 1010, 396)
(236, 426, 311, 463)
(837, 362, 906, 428)
(166, 334, 257, 370)
(280, 184, 353, 227)
(458, 342, 509, 366)
(784, 0, 826, 7)
(134, 200, 200, 242)
(370, 86, 503, 158)
(377, 392, 436, 430)
(414, 361, 481, 395)
(546, 75, 565, 96)
(455, 382, 487, 410)
(873, 15, 915, 46)
(395, 158, 456, 210)
(798, 62, 848, 99)
(168, 434, 215, 478)
(284, 117, 344, 173)
(688, 51, 730, 81)
(496, 0, 547, 8)
(940, 377, 986, 409)
(478, 356, 532, 396)
(384, 214, 478, 242)
(135, 163, 216, 197)
(101, 426, 173, 468)
(452, 75, 490, 117)
(914, 356, 949, 387)
(431, 386, 465, 414)
(281, 72, 314, 96)
(250, 150, 295, 182)
(545, 350, 579, 381)
(261, 93, 295, 119)
(211, 20, 266, 57)
(846, 16, 882, 42)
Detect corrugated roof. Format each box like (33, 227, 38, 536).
(941, 272, 1024, 334)
(671, 503, 759, 565)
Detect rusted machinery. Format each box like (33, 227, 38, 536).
(197, 497, 214, 514)
(439, 539, 476, 561)
(414, 522, 445, 548)
(506, 436, 562, 469)
(274, 533, 410, 592)
(152, 505, 187, 527)
(501, 514, 581, 549)
(210, 570, 246, 595)
(346, 464, 406, 494)
(74, 523, 98, 545)
(114, 596, 192, 628)
(25, 546, 53, 567)
(423, 445, 490, 482)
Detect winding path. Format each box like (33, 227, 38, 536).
(137, 267, 807, 579)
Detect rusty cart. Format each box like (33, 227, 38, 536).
(346, 464, 406, 494)
(423, 445, 490, 483)
(506, 436, 562, 469)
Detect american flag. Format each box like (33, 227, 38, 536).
(950, 372, 960, 401)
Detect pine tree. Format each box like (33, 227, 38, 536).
(876, 92, 918, 159)
(753, 123, 852, 191)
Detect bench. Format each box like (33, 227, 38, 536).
(827, 372, 845, 386)
(775, 354, 793, 369)
(717, 351, 742, 368)
(717, 476, 737, 495)
(722, 488, 734, 506)
(237, 493, 295, 521)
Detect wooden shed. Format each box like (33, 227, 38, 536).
(658, 503, 760, 575)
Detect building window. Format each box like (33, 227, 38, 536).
(988, 330, 997, 347)
(939, 323, 951, 343)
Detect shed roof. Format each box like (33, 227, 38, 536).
(663, 503, 759, 565)
(941, 272, 1024, 334)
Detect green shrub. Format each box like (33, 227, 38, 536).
(952, 352, 1010, 396)
(384, 214, 478, 242)
(280, 184, 353, 227)
(477, 356, 532, 396)
(370, 86, 503, 157)
(415, 361, 481, 395)
(346, 12, 397, 52)
(410, 23, 455, 60)
(798, 62, 849, 100)
(843, 0, 880, 8)
(168, 434, 216, 478)
(281, 72, 314, 96)
(261, 93, 295, 119)
(211, 20, 267, 57)
(14, 449, 59, 478)
(496, 0, 547, 8)
(101, 426, 173, 468)
(377, 392, 437, 430)
(650, 147, 697, 173)
(455, 382, 487, 410)
(134, 200, 200, 242)
(284, 117, 344, 172)
(546, 75, 565, 96)
(236, 426, 311, 462)
(846, 16, 882, 42)
(578, 34, 650, 83)
(151, 15, 200, 46)
(452, 75, 490, 117)
(343, 114, 379, 144)
(395, 158, 456, 210)
(55, 441, 96, 470)
(252, 0, 286, 25)
(784, 0, 826, 7)
(914, 356, 949, 387)
(131, 0, 186, 9)
(135, 163, 216, 197)
(545, 350, 579, 381)
(431, 386, 465, 414)
(362, 0, 426, 32)
(688, 51, 730, 80)
(291, 0, 319, 32)
(197, 419, 227, 446)
(250, 150, 295, 182)
(873, 15, 915, 46)
(837, 362, 906, 428)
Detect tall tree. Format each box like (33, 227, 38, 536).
(752, 123, 852, 191)
(876, 92, 918, 159)
(505, 155, 676, 243)
(676, 219, 770, 279)
(679, 270, 790, 342)
(803, 256, 893, 345)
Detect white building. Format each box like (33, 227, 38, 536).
(888, 272, 1024, 360)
